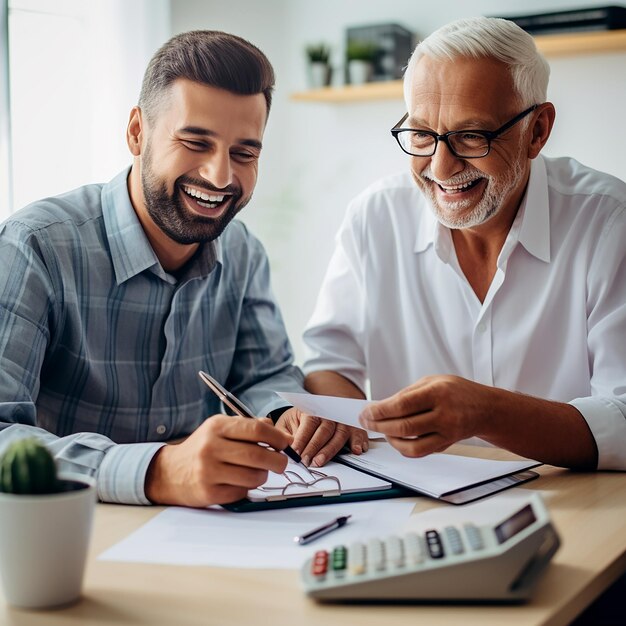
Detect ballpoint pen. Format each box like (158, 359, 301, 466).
(293, 515, 352, 545)
(198, 370, 303, 465)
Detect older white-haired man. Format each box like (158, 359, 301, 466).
(299, 17, 626, 471)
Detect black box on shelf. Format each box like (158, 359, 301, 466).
(494, 5, 626, 34)
(346, 23, 415, 81)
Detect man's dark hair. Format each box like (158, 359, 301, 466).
(138, 30, 275, 122)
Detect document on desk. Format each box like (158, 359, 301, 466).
(98, 499, 416, 569)
(338, 441, 540, 502)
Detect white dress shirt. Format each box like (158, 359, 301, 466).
(303, 155, 626, 470)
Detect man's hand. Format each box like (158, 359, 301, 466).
(276, 407, 369, 467)
(359, 375, 490, 457)
(359, 374, 598, 469)
(145, 415, 293, 507)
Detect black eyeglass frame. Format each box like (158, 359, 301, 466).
(390, 104, 540, 159)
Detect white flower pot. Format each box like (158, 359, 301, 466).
(348, 60, 373, 85)
(0, 473, 96, 609)
(308, 62, 331, 88)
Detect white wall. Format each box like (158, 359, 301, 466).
(173, 0, 626, 364)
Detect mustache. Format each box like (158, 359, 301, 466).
(420, 165, 487, 186)
(176, 176, 240, 196)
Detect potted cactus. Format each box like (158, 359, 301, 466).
(0, 438, 96, 609)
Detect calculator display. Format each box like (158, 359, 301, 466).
(494, 504, 536, 544)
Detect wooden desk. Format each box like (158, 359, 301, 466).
(2, 451, 625, 626)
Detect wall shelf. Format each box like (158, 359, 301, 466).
(290, 29, 626, 103)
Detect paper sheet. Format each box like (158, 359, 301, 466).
(99, 499, 417, 569)
(276, 391, 376, 434)
(339, 442, 539, 497)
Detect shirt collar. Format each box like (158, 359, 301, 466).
(101, 168, 222, 285)
(414, 201, 439, 254)
(413, 155, 551, 264)
(516, 155, 551, 263)
(413, 192, 457, 264)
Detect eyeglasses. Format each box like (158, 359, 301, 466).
(390, 104, 539, 159)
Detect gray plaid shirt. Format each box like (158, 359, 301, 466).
(0, 168, 303, 504)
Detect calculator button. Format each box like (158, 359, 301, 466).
(348, 542, 366, 575)
(312, 550, 328, 576)
(386, 535, 405, 567)
(331, 546, 347, 571)
(404, 532, 425, 564)
(368, 538, 386, 571)
(463, 524, 485, 550)
(444, 526, 465, 555)
(425, 530, 445, 559)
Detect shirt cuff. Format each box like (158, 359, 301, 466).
(569, 396, 626, 470)
(96, 442, 166, 504)
(267, 405, 292, 424)
(258, 396, 293, 419)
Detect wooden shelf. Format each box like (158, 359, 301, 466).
(291, 29, 626, 103)
(290, 80, 402, 103)
(535, 28, 626, 56)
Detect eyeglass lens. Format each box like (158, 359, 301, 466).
(397, 131, 489, 158)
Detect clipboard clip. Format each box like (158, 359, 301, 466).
(258, 468, 342, 499)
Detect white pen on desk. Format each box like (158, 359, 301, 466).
(294, 515, 352, 545)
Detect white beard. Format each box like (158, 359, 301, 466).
(418, 157, 526, 229)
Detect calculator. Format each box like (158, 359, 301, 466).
(300, 493, 560, 602)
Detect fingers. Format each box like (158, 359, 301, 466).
(348, 427, 370, 455)
(308, 423, 357, 468)
(298, 418, 338, 466)
(360, 410, 439, 440)
(146, 415, 295, 508)
(386, 432, 449, 458)
(298, 423, 369, 468)
(216, 415, 293, 457)
(191, 416, 290, 477)
(289, 414, 324, 455)
(360, 379, 437, 424)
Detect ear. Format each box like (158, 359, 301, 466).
(126, 106, 144, 156)
(527, 102, 556, 159)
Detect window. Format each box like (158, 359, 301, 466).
(0, 0, 170, 220)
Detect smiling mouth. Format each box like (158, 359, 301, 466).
(435, 178, 483, 194)
(181, 184, 232, 210)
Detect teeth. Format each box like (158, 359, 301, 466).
(182, 185, 225, 203)
(442, 181, 473, 190)
(439, 180, 477, 193)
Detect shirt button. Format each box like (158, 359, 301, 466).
(156, 425, 167, 435)
(477, 322, 487, 333)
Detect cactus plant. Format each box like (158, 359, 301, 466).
(0, 438, 59, 495)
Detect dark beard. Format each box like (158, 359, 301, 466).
(141, 146, 248, 245)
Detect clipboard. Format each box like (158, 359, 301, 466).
(222, 485, 412, 512)
(221, 458, 410, 512)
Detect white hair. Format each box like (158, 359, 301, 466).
(404, 17, 550, 109)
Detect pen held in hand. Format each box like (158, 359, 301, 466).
(198, 370, 302, 465)
(294, 515, 352, 545)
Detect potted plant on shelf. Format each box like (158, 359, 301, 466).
(305, 43, 332, 88)
(346, 40, 378, 85)
(0, 438, 96, 609)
